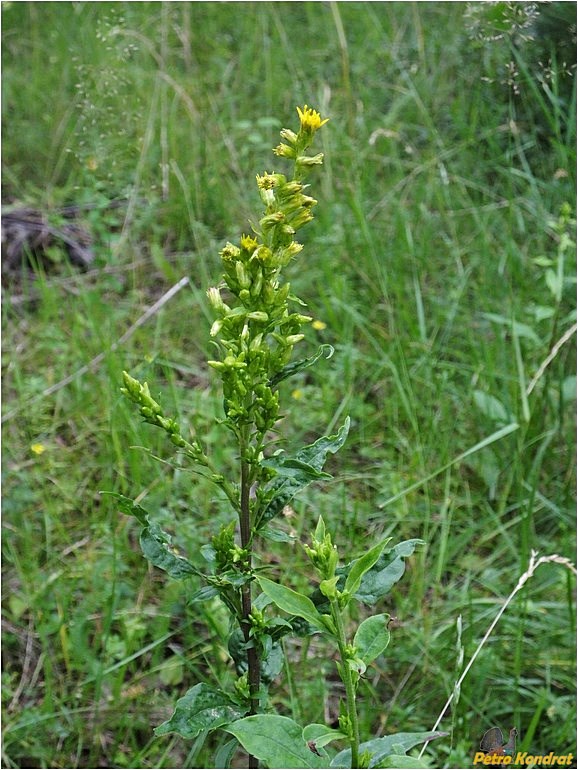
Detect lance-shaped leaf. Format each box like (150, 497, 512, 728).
(353, 613, 391, 666)
(255, 417, 350, 530)
(256, 576, 330, 632)
(331, 731, 448, 768)
(154, 683, 247, 739)
(103, 492, 198, 580)
(225, 715, 326, 769)
(270, 344, 334, 387)
(344, 537, 391, 599)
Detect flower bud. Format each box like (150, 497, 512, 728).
(207, 287, 229, 315)
(247, 311, 269, 323)
(296, 153, 324, 167)
(259, 187, 276, 207)
(279, 128, 298, 145)
(250, 269, 263, 298)
(273, 143, 296, 159)
(285, 334, 305, 345)
(260, 212, 285, 231)
(235, 261, 251, 289)
(210, 319, 223, 337)
(253, 245, 273, 264)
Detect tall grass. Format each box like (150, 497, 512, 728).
(2, 3, 575, 768)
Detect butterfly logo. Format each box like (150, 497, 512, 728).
(480, 726, 518, 756)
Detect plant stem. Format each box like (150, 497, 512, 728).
(239, 427, 260, 768)
(330, 597, 360, 768)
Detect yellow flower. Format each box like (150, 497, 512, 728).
(291, 389, 304, 400)
(296, 105, 329, 132)
(240, 234, 259, 253)
(31, 443, 45, 455)
(256, 173, 278, 190)
(312, 320, 327, 331)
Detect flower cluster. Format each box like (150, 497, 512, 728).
(207, 105, 329, 437)
(120, 371, 206, 461)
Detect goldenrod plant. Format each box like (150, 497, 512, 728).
(110, 106, 444, 769)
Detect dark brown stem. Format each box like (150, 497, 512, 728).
(240, 440, 260, 768)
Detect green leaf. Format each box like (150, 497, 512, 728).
(331, 731, 447, 768)
(261, 456, 332, 480)
(256, 577, 328, 631)
(355, 539, 425, 605)
(101, 491, 149, 526)
(140, 523, 198, 579)
(302, 723, 347, 749)
(228, 629, 285, 684)
(270, 344, 334, 387)
(256, 417, 350, 529)
(188, 585, 219, 603)
(260, 527, 297, 544)
(354, 614, 391, 666)
(102, 492, 199, 580)
(377, 755, 431, 769)
(215, 738, 239, 769)
(344, 537, 391, 598)
(225, 715, 326, 769)
(482, 313, 541, 346)
(473, 390, 513, 424)
(154, 683, 247, 739)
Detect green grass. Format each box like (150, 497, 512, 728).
(2, 3, 576, 768)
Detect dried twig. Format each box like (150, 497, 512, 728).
(526, 322, 577, 395)
(419, 550, 576, 758)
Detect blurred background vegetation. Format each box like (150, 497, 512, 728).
(2, 2, 576, 768)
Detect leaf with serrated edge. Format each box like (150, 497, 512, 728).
(225, 715, 326, 769)
(140, 525, 198, 579)
(154, 683, 247, 739)
(270, 344, 334, 387)
(101, 491, 150, 526)
(256, 418, 350, 529)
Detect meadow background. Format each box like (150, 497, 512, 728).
(2, 2, 576, 768)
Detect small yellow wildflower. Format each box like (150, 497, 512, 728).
(256, 173, 278, 190)
(296, 105, 329, 132)
(312, 320, 327, 331)
(240, 234, 259, 253)
(220, 242, 241, 262)
(86, 157, 98, 171)
(291, 389, 304, 400)
(31, 443, 46, 455)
